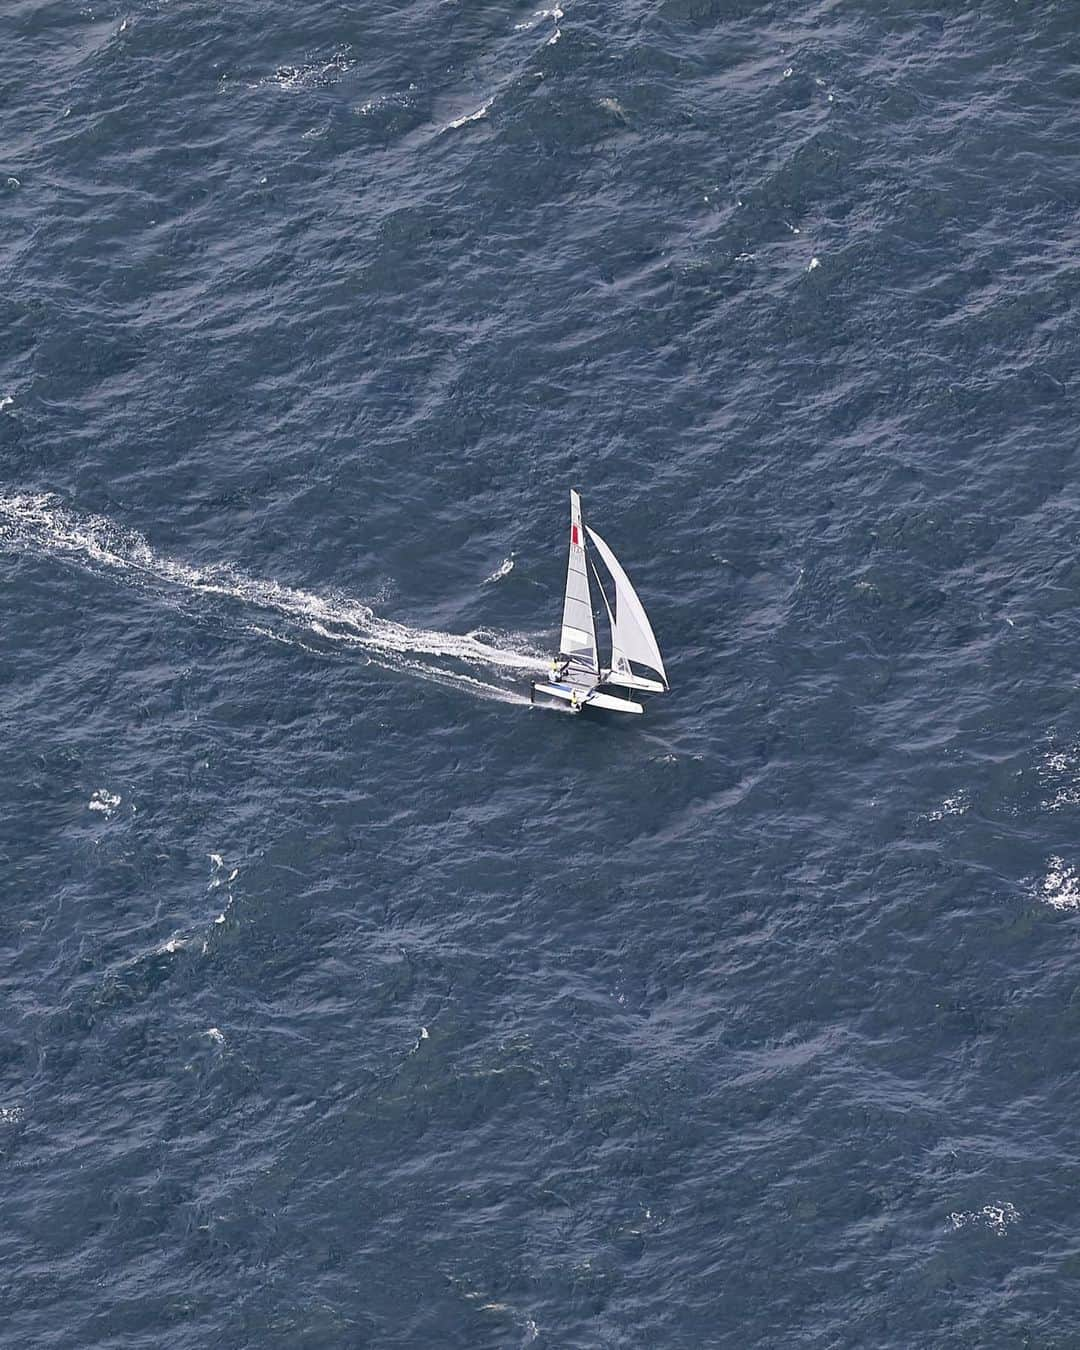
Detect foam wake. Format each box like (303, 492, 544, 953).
(0, 494, 547, 704)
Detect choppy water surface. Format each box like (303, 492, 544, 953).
(3, 0, 1080, 1344)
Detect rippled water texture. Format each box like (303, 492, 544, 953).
(3, 0, 1080, 1345)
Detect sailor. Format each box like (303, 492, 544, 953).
(550, 659, 561, 682)
(570, 689, 580, 710)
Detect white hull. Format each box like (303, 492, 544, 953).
(531, 683, 644, 715)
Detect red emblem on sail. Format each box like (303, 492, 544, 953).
(571, 524, 581, 547)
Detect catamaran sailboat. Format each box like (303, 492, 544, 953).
(531, 490, 669, 715)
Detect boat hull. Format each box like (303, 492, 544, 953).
(531, 682, 644, 715)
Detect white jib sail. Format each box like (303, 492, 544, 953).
(585, 524, 667, 687)
(560, 490, 598, 672)
(592, 557, 633, 680)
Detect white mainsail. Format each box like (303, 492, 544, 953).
(559, 490, 598, 672)
(585, 525, 668, 687)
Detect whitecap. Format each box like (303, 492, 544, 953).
(1037, 857, 1080, 911)
(514, 5, 563, 29)
(1037, 739, 1080, 811)
(596, 97, 630, 127)
(442, 101, 492, 131)
(263, 47, 355, 93)
(89, 788, 121, 817)
(923, 791, 970, 823)
(357, 85, 418, 119)
(948, 1201, 1019, 1237)
(484, 557, 515, 583)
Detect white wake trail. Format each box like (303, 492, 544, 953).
(0, 494, 546, 703)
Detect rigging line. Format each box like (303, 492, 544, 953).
(588, 552, 615, 665)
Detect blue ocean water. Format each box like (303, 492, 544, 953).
(3, 0, 1080, 1343)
